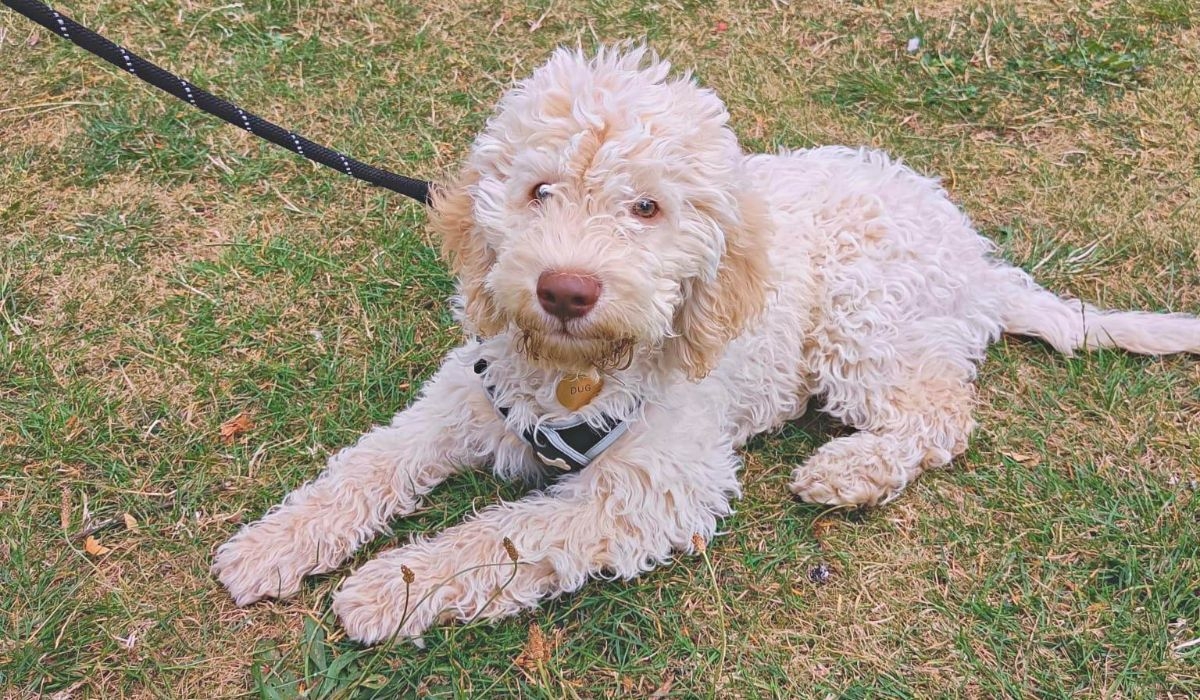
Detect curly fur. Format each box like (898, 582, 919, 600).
(212, 46, 1200, 644)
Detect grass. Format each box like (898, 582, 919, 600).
(1, 0, 1199, 697)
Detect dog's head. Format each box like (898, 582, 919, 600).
(433, 46, 771, 379)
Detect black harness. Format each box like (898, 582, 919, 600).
(473, 360, 633, 473)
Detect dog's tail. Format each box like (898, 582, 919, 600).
(999, 270, 1200, 356)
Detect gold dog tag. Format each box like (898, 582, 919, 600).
(555, 373, 603, 410)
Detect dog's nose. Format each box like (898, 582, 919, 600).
(537, 271, 601, 320)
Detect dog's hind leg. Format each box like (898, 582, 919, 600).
(789, 375, 976, 507)
(212, 354, 506, 606)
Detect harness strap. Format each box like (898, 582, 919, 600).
(2, 0, 432, 205)
(473, 360, 631, 474)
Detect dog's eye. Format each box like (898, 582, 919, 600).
(532, 183, 553, 202)
(631, 197, 659, 218)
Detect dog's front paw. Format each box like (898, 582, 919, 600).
(211, 521, 315, 606)
(332, 548, 450, 644)
(334, 540, 525, 645)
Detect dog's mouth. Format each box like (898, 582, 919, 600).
(514, 326, 636, 372)
(497, 285, 652, 372)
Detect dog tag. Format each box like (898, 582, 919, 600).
(555, 373, 603, 410)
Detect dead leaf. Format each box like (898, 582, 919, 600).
(514, 623, 554, 678)
(60, 488, 71, 531)
(525, 623, 549, 662)
(219, 412, 254, 444)
(63, 415, 84, 442)
(49, 683, 84, 700)
(84, 536, 110, 556)
(123, 513, 138, 531)
(650, 672, 674, 698)
(1003, 452, 1041, 466)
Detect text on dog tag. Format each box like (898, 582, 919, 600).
(555, 373, 603, 410)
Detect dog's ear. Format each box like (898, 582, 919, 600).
(430, 166, 505, 336)
(668, 190, 772, 380)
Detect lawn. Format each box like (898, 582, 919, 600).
(1, 0, 1198, 697)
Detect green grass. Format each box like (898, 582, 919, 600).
(2, 0, 1199, 697)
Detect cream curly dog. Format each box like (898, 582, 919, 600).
(213, 47, 1200, 643)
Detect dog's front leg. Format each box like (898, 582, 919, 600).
(332, 424, 742, 643)
(212, 355, 504, 606)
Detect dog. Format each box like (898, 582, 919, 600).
(212, 46, 1200, 644)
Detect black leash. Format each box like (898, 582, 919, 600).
(3, 0, 433, 205)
